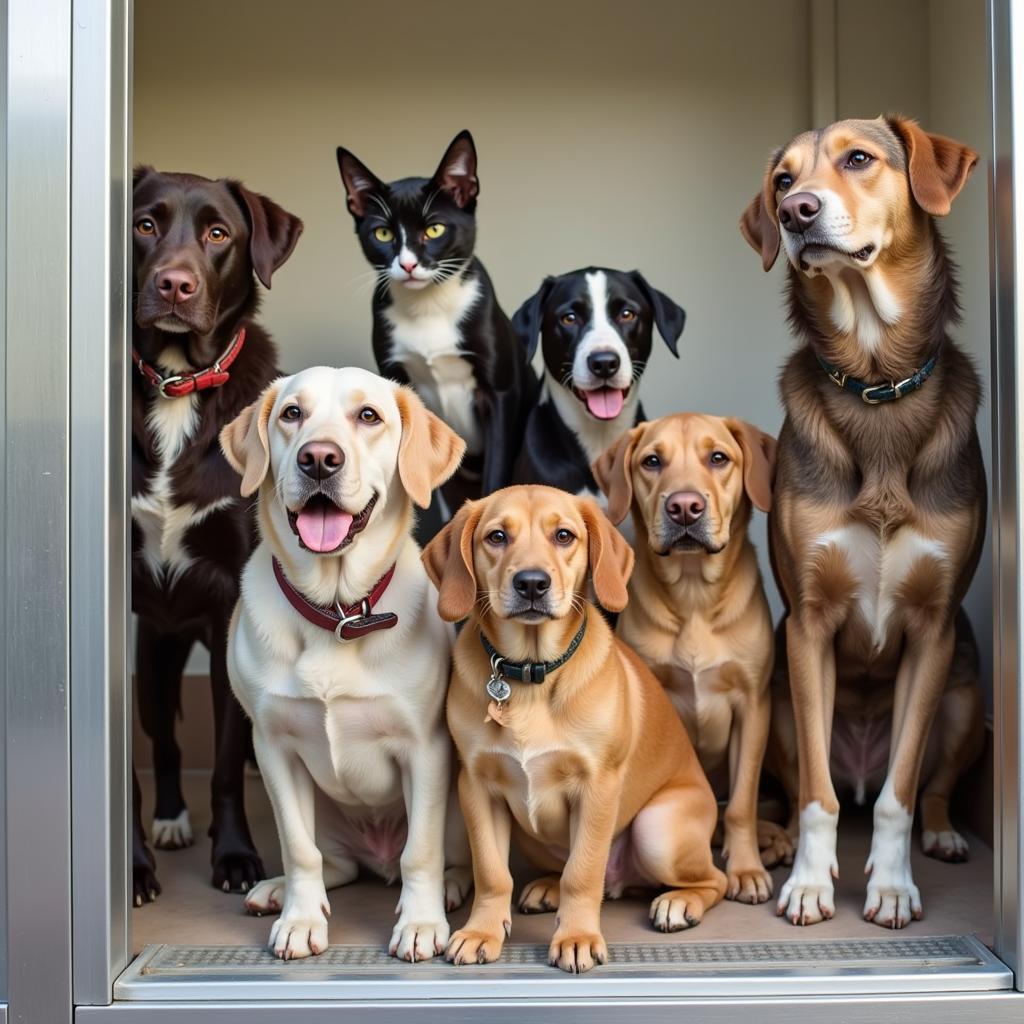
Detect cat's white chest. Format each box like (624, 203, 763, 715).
(384, 275, 482, 454)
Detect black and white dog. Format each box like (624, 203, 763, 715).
(511, 268, 684, 495)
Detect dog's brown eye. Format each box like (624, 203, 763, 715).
(618, 308, 637, 323)
(775, 172, 793, 192)
(710, 451, 729, 466)
(554, 528, 575, 545)
(486, 529, 508, 546)
(846, 150, 873, 169)
(642, 453, 661, 470)
(358, 407, 381, 424)
(560, 312, 577, 326)
(135, 217, 156, 236)
(208, 225, 230, 243)
(281, 404, 302, 422)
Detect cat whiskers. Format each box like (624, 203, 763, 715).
(431, 258, 468, 284)
(368, 193, 392, 220)
(421, 188, 441, 218)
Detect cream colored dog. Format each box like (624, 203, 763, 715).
(221, 365, 471, 961)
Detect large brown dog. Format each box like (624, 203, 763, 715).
(595, 413, 792, 904)
(740, 116, 985, 928)
(423, 485, 725, 974)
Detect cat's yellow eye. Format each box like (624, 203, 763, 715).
(424, 223, 446, 240)
(373, 227, 394, 243)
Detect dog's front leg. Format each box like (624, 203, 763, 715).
(251, 731, 329, 960)
(446, 768, 513, 966)
(391, 733, 452, 961)
(864, 625, 954, 928)
(723, 678, 774, 904)
(776, 616, 840, 925)
(549, 776, 618, 974)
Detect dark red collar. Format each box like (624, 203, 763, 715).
(272, 556, 399, 642)
(132, 328, 246, 399)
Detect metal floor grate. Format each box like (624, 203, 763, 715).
(115, 934, 1012, 1001)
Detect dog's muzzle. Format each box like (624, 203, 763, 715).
(286, 491, 377, 555)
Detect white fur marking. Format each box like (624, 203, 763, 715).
(864, 780, 920, 927)
(151, 808, 194, 849)
(776, 801, 838, 924)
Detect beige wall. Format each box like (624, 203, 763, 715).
(134, 0, 992, 693)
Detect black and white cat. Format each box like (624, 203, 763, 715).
(336, 130, 538, 517)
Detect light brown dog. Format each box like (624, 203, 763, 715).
(739, 116, 985, 928)
(594, 413, 792, 905)
(423, 485, 725, 973)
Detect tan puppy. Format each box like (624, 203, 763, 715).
(594, 413, 791, 904)
(423, 485, 725, 974)
(221, 366, 472, 961)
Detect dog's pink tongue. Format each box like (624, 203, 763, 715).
(296, 506, 353, 553)
(585, 387, 625, 420)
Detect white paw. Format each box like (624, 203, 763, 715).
(864, 784, 920, 928)
(389, 916, 449, 962)
(776, 801, 838, 926)
(921, 828, 969, 863)
(151, 809, 194, 850)
(245, 876, 286, 916)
(444, 866, 473, 912)
(863, 876, 921, 929)
(268, 884, 330, 960)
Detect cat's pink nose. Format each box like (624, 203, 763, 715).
(399, 257, 418, 273)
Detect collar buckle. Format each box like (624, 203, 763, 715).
(157, 373, 186, 399)
(827, 368, 848, 390)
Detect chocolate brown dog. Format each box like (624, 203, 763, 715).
(131, 167, 302, 903)
(739, 117, 984, 928)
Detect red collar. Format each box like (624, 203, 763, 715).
(132, 328, 246, 399)
(272, 557, 399, 642)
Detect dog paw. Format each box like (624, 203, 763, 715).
(518, 875, 560, 914)
(863, 877, 922, 929)
(548, 930, 608, 974)
(446, 926, 507, 965)
(390, 916, 449, 962)
(758, 819, 796, 868)
(132, 859, 161, 907)
(211, 845, 264, 895)
(269, 910, 329, 960)
(444, 866, 473, 912)
(649, 890, 705, 932)
(776, 875, 836, 925)
(245, 876, 286, 917)
(921, 828, 969, 863)
(151, 809, 194, 851)
(725, 863, 774, 904)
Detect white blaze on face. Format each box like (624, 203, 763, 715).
(390, 226, 432, 288)
(570, 270, 634, 419)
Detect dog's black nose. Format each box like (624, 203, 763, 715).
(297, 441, 345, 480)
(155, 266, 199, 304)
(512, 569, 551, 602)
(666, 491, 705, 527)
(587, 350, 620, 379)
(777, 191, 822, 233)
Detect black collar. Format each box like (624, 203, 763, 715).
(480, 613, 588, 685)
(816, 343, 941, 404)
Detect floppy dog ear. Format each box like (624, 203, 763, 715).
(431, 130, 479, 210)
(511, 276, 555, 362)
(395, 386, 466, 509)
(421, 501, 483, 622)
(726, 418, 777, 513)
(132, 165, 153, 190)
(220, 379, 283, 498)
(886, 115, 978, 217)
(628, 272, 685, 357)
(592, 426, 641, 526)
(230, 182, 304, 289)
(579, 499, 634, 613)
(740, 190, 781, 272)
(336, 146, 385, 219)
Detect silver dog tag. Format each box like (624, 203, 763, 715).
(486, 674, 511, 704)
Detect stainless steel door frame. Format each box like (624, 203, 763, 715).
(4, 0, 73, 1020)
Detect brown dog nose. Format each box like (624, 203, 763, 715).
(156, 267, 199, 304)
(297, 441, 345, 481)
(666, 491, 705, 527)
(777, 191, 822, 233)
(512, 569, 551, 602)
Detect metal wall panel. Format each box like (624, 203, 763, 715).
(70, 0, 132, 1005)
(4, 0, 74, 1021)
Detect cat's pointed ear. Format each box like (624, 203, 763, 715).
(512, 276, 556, 361)
(431, 130, 479, 210)
(628, 271, 685, 357)
(336, 146, 384, 219)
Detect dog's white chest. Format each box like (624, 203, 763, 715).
(384, 276, 482, 454)
(131, 390, 231, 582)
(814, 524, 947, 649)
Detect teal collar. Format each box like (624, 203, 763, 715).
(817, 345, 941, 404)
